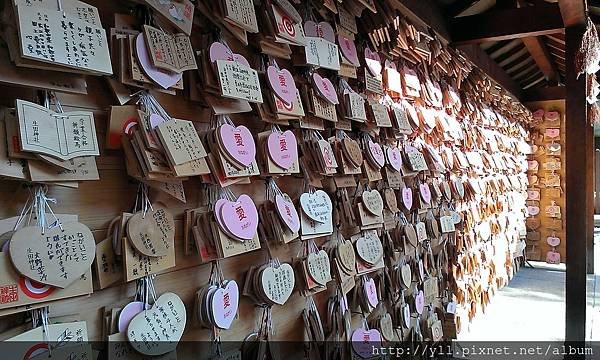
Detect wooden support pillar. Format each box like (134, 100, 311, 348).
(565, 24, 590, 345)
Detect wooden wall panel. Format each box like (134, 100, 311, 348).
(525, 100, 566, 262)
(0, 76, 317, 342)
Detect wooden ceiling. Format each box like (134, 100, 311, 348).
(437, 0, 566, 90)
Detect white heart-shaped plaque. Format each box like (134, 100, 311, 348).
(127, 292, 186, 356)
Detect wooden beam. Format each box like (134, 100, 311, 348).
(522, 36, 560, 83)
(558, 0, 587, 27)
(445, 0, 480, 17)
(565, 24, 589, 345)
(521, 85, 566, 101)
(450, 3, 564, 45)
(456, 44, 522, 98)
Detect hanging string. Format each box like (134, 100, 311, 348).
(136, 91, 172, 122)
(13, 188, 34, 231)
(31, 185, 63, 234)
(133, 183, 153, 218)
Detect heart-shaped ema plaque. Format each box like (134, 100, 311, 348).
(299, 190, 332, 224)
(415, 290, 425, 314)
(210, 280, 239, 330)
(545, 110, 560, 122)
(341, 138, 363, 168)
(419, 183, 432, 204)
(0, 231, 13, 253)
(266, 66, 298, 105)
(546, 251, 561, 264)
(383, 188, 398, 213)
(306, 250, 331, 286)
(386, 146, 402, 172)
(217, 124, 257, 168)
(127, 292, 186, 356)
(367, 140, 385, 169)
(547, 236, 561, 247)
(527, 206, 540, 216)
(218, 195, 259, 241)
(454, 180, 465, 199)
(364, 277, 379, 307)
(337, 34, 359, 66)
(362, 190, 383, 217)
(380, 313, 394, 341)
(9, 222, 96, 288)
(416, 221, 427, 242)
(135, 34, 182, 90)
(336, 239, 356, 274)
(400, 263, 412, 289)
(149, 113, 167, 129)
(260, 263, 295, 305)
(312, 73, 339, 105)
(351, 328, 382, 359)
(267, 130, 298, 170)
(275, 194, 300, 233)
(364, 47, 382, 76)
(355, 231, 383, 265)
(303, 21, 335, 42)
(126, 206, 175, 257)
(118, 301, 149, 333)
(401, 187, 413, 210)
(209, 42, 250, 67)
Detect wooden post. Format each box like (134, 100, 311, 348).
(565, 24, 589, 345)
(595, 150, 600, 214)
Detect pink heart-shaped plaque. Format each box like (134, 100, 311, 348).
(386, 146, 402, 172)
(351, 328, 382, 358)
(545, 111, 560, 122)
(546, 128, 560, 138)
(220, 195, 259, 240)
(266, 66, 297, 105)
(214, 199, 231, 236)
(364, 278, 379, 307)
(527, 206, 540, 216)
(527, 189, 540, 200)
(546, 251, 561, 264)
(149, 114, 167, 129)
(208, 42, 250, 67)
(275, 194, 300, 233)
(415, 290, 425, 314)
(364, 47, 382, 76)
(532, 109, 544, 121)
(118, 301, 149, 333)
(312, 73, 339, 104)
(547, 236, 561, 247)
(402, 187, 413, 210)
(267, 130, 298, 170)
(528, 160, 538, 171)
(303, 21, 335, 42)
(136, 34, 182, 90)
(219, 124, 257, 167)
(210, 280, 239, 330)
(420, 183, 431, 204)
(368, 140, 385, 168)
(338, 35, 359, 66)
